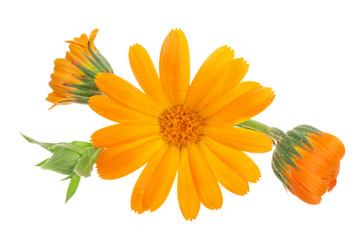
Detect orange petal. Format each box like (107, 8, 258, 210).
(284, 163, 327, 205)
(202, 136, 261, 183)
(51, 72, 82, 85)
(53, 58, 83, 76)
(205, 87, 275, 126)
(89, 95, 158, 124)
(159, 29, 190, 105)
(187, 143, 223, 210)
(131, 144, 169, 214)
(177, 147, 200, 220)
(94, 73, 162, 116)
(199, 142, 249, 195)
(96, 136, 164, 179)
(284, 169, 323, 204)
(199, 81, 262, 119)
(185, 46, 234, 109)
(308, 133, 345, 166)
(203, 126, 273, 153)
(91, 123, 160, 148)
(68, 43, 92, 67)
(129, 44, 170, 109)
(46, 92, 71, 105)
(194, 58, 249, 112)
(142, 145, 180, 212)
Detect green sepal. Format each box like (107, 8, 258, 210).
(60, 173, 75, 181)
(84, 53, 107, 73)
(75, 147, 103, 177)
(67, 83, 97, 93)
(286, 130, 314, 150)
(88, 43, 114, 73)
(74, 75, 93, 85)
(41, 147, 80, 175)
(21, 133, 57, 153)
(276, 143, 299, 170)
(294, 125, 321, 135)
(73, 62, 97, 80)
(271, 160, 290, 189)
(272, 151, 288, 171)
(35, 159, 49, 167)
(65, 174, 81, 203)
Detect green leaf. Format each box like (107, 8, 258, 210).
(65, 175, 81, 203)
(75, 147, 103, 177)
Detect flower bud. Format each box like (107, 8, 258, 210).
(271, 125, 345, 204)
(22, 134, 102, 202)
(47, 29, 113, 109)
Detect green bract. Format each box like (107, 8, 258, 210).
(21, 134, 102, 202)
(270, 125, 321, 189)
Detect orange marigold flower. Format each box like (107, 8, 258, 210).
(47, 29, 113, 109)
(271, 125, 345, 204)
(89, 29, 275, 220)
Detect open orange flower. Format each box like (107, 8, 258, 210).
(272, 125, 345, 204)
(89, 29, 275, 220)
(47, 29, 113, 109)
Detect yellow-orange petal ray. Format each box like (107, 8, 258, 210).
(205, 87, 275, 126)
(185, 46, 234, 109)
(196, 58, 249, 111)
(159, 29, 190, 105)
(94, 73, 162, 116)
(89, 95, 158, 124)
(53, 58, 83, 76)
(142, 145, 180, 212)
(199, 81, 262, 119)
(131, 144, 169, 214)
(199, 142, 249, 195)
(91, 123, 160, 148)
(187, 143, 223, 210)
(202, 136, 261, 183)
(96, 136, 164, 180)
(129, 44, 170, 109)
(177, 147, 200, 220)
(203, 126, 273, 153)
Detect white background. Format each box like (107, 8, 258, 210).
(1, 0, 359, 239)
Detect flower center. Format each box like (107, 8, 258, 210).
(159, 105, 203, 146)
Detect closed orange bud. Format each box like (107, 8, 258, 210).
(272, 125, 345, 204)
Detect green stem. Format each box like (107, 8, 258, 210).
(236, 119, 285, 142)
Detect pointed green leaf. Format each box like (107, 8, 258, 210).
(65, 175, 81, 203)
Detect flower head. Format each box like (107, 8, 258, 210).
(47, 29, 113, 109)
(89, 29, 275, 220)
(271, 125, 345, 204)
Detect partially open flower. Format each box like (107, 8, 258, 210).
(271, 125, 345, 204)
(47, 29, 113, 109)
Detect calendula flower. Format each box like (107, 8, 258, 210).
(270, 125, 345, 204)
(47, 29, 113, 109)
(89, 29, 275, 220)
